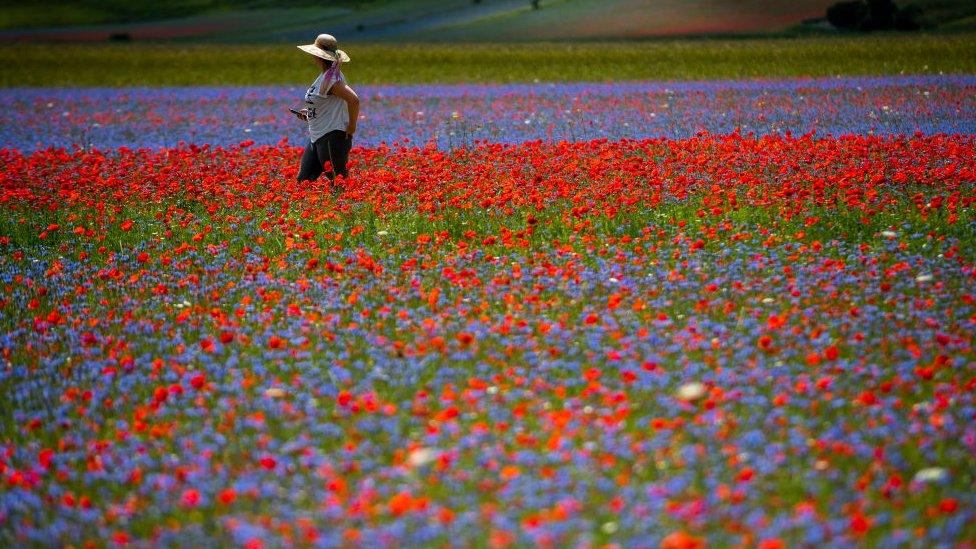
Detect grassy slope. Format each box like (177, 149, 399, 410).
(0, 0, 369, 29)
(1, 34, 974, 87)
(0, 0, 485, 43)
(404, 0, 836, 42)
(913, 0, 976, 29)
(426, 0, 976, 42)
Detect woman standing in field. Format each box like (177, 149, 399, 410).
(294, 34, 360, 187)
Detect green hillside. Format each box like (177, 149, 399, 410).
(1, 0, 973, 42)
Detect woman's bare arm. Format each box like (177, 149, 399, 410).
(330, 82, 360, 138)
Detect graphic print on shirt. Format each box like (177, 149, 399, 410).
(304, 71, 348, 143)
(304, 77, 321, 120)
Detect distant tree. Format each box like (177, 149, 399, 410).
(825, 0, 921, 31)
(894, 4, 922, 30)
(862, 0, 897, 30)
(531, 0, 540, 8)
(826, 1, 868, 29)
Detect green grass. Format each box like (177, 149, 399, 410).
(1, 33, 975, 87)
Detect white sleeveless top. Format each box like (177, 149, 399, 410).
(304, 70, 348, 142)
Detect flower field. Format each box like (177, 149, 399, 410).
(1, 76, 976, 547)
(2, 75, 974, 152)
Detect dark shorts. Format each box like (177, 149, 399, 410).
(297, 130, 351, 183)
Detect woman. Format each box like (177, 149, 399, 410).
(294, 34, 360, 186)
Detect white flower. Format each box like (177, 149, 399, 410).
(601, 522, 618, 534)
(915, 274, 933, 283)
(881, 230, 897, 239)
(677, 382, 706, 402)
(913, 467, 947, 483)
(377, 230, 389, 236)
(407, 448, 437, 468)
(264, 387, 287, 399)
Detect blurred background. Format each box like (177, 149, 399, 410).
(1, 0, 973, 43)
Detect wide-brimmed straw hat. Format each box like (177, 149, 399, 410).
(297, 34, 351, 63)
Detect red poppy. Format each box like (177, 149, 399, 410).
(199, 338, 215, 353)
(190, 373, 206, 390)
(660, 531, 705, 549)
(219, 488, 237, 505)
(181, 488, 200, 508)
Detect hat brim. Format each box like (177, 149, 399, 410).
(297, 44, 351, 63)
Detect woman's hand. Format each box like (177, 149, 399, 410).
(345, 123, 356, 139)
(298, 108, 309, 121)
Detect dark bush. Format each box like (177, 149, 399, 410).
(826, 1, 869, 29)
